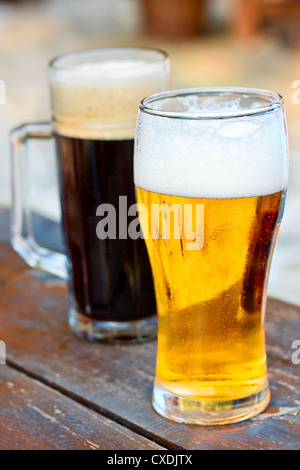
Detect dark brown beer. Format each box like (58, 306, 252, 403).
(55, 134, 156, 321)
(49, 48, 169, 340)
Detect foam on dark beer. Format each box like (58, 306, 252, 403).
(49, 59, 169, 140)
(134, 94, 288, 199)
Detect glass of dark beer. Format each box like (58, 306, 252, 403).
(11, 48, 170, 343)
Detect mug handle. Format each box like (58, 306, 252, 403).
(10, 122, 67, 280)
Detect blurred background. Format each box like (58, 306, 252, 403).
(1, 0, 300, 304)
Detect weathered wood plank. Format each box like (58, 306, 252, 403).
(0, 365, 164, 450)
(0, 243, 299, 449)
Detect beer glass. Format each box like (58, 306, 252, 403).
(135, 88, 288, 424)
(11, 48, 170, 343)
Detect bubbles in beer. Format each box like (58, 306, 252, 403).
(135, 92, 288, 199)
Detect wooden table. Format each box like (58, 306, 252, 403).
(0, 212, 299, 450)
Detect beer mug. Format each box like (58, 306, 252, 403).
(11, 48, 170, 343)
(135, 88, 288, 424)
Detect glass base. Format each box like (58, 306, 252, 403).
(152, 383, 270, 425)
(69, 308, 157, 344)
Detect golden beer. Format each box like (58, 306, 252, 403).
(134, 88, 288, 424)
(136, 187, 286, 401)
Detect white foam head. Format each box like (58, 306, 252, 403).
(134, 89, 288, 198)
(49, 48, 170, 140)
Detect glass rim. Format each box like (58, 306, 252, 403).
(139, 87, 284, 120)
(49, 47, 169, 70)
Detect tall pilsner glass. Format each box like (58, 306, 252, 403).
(134, 88, 288, 424)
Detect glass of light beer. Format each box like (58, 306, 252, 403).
(134, 88, 288, 424)
(11, 48, 170, 343)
